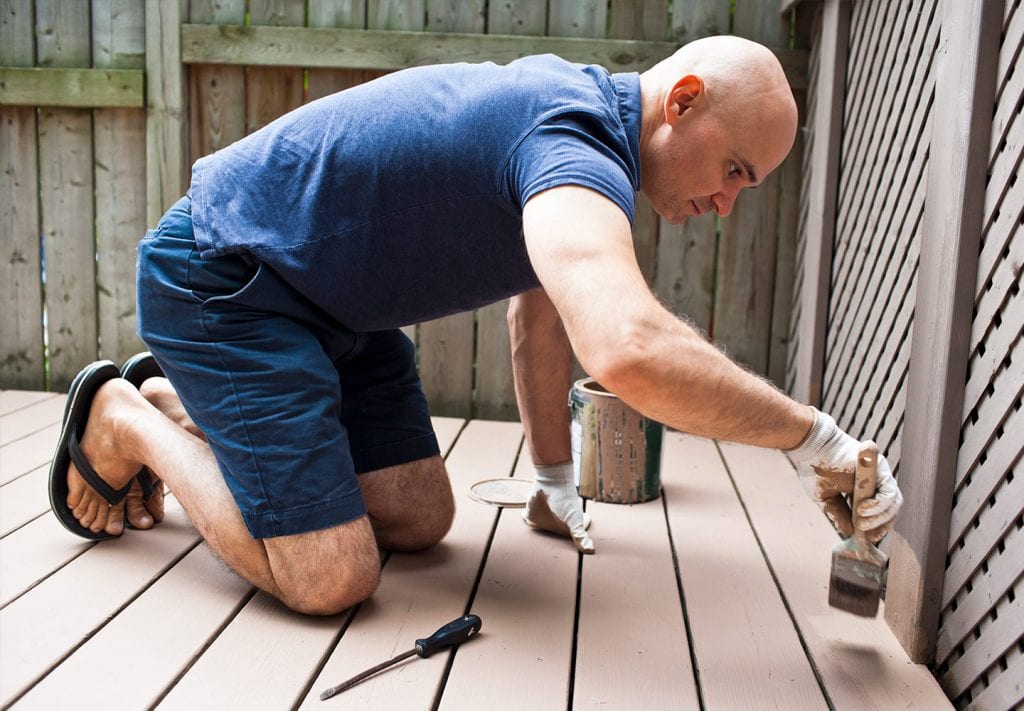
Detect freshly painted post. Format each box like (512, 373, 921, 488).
(884, 0, 1002, 664)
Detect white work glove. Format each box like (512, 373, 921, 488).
(786, 408, 903, 544)
(522, 463, 595, 554)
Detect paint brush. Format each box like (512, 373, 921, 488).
(828, 441, 888, 617)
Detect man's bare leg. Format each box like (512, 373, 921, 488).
(69, 378, 381, 614)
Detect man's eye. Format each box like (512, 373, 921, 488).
(728, 163, 741, 176)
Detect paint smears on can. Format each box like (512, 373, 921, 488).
(569, 378, 663, 504)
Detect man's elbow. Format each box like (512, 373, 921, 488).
(577, 322, 657, 397)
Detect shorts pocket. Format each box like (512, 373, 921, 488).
(187, 250, 262, 305)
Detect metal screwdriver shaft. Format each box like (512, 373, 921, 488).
(320, 614, 482, 701)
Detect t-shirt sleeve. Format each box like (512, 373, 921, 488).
(503, 112, 638, 224)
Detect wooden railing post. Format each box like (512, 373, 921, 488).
(145, 0, 188, 228)
(884, 0, 1003, 664)
(791, 0, 851, 407)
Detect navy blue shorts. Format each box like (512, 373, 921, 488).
(136, 196, 440, 539)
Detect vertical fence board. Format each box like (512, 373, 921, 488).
(36, 0, 97, 390)
(245, 0, 304, 134)
(670, 0, 729, 43)
(426, 0, 484, 33)
(188, 0, 245, 164)
(885, 0, 1003, 664)
(307, 1, 367, 101)
(486, 0, 546, 34)
(145, 0, 187, 227)
(0, 0, 43, 388)
(93, 0, 147, 365)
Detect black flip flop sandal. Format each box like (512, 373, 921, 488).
(48, 360, 132, 540)
(120, 352, 165, 506)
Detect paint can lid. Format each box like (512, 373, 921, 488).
(468, 478, 533, 508)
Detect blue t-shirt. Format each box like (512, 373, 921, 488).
(190, 54, 642, 331)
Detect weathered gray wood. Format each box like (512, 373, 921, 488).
(180, 24, 701, 75)
(0, 100, 43, 388)
(885, 0, 1003, 664)
(93, 0, 148, 365)
(714, 171, 780, 373)
(146, 0, 189, 227)
(609, 2, 668, 290)
(653, 213, 716, 333)
(188, 0, 245, 163)
(245, 0, 304, 134)
(790, 0, 850, 406)
(307, 0, 368, 101)
(0, 67, 145, 107)
(486, 0, 546, 34)
(427, 0, 484, 33)
(368, 0, 426, 30)
(548, 0, 607, 38)
(670, 0, 729, 43)
(36, 0, 96, 390)
(474, 300, 517, 421)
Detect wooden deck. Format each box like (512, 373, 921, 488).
(0, 389, 951, 710)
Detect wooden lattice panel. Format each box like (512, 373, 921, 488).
(820, 0, 939, 475)
(936, 1, 1024, 708)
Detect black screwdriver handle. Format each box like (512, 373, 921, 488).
(414, 614, 482, 657)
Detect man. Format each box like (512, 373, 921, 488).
(50, 35, 902, 615)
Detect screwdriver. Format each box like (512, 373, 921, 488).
(320, 614, 483, 700)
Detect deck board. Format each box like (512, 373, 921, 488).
(439, 450, 577, 710)
(662, 433, 827, 710)
(0, 395, 65, 447)
(0, 393, 952, 709)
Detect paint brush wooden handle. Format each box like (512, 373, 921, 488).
(852, 440, 878, 547)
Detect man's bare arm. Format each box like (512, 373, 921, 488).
(522, 185, 814, 450)
(508, 288, 574, 465)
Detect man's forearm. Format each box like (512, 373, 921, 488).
(508, 290, 574, 465)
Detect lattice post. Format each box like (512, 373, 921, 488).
(884, 0, 1003, 664)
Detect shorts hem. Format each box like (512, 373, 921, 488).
(352, 432, 441, 474)
(242, 492, 368, 539)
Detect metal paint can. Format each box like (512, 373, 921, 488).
(569, 377, 663, 504)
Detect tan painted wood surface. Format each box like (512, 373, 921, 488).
(0, 422, 59, 486)
(718, 442, 953, 710)
(0, 395, 64, 447)
(0, 391, 55, 417)
(0, 501, 199, 707)
(574, 496, 699, 709)
(0, 464, 48, 536)
(439, 445, 577, 710)
(663, 433, 827, 710)
(14, 543, 252, 710)
(0, 399, 953, 708)
(297, 420, 524, 710)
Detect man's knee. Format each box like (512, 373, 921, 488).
(360, 455, 455, 552)
(265, 517, 382, 616)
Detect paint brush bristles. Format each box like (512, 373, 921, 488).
(828, 441, 888, 617)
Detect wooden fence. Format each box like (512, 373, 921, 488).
(788, 0, 1022, 706)
(1, 0, 806, 421)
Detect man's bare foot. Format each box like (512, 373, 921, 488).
(67, 379, 151, 536)
(122, 377, 204, 529)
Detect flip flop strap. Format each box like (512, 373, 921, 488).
(69, 431, 132, 505)
(136, 468, 157, 501)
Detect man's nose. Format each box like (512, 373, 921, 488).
(713, 184, 742, 217)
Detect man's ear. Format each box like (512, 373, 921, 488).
(665, 74, 704, 126)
